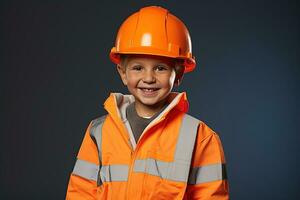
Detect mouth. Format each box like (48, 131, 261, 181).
(139, 87, 159, 92)
(138, 87, 160, 96)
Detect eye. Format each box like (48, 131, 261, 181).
(155, 65, 168, 71)
(132, 65, 142, 71)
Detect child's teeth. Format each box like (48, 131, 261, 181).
(144, 88, 154, 91)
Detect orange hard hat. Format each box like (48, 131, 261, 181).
(109, 6, 196, 73)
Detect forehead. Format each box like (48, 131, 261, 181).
(125, 54, 175, 66)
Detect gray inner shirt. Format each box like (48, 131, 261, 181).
(126, 102, 167, 143)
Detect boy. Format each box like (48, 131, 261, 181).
(66, 6, 229, 200)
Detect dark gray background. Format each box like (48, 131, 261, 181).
(1, 0, 299, 199)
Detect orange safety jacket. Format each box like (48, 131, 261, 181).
(66, 92, 229, 200)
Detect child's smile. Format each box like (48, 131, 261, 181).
(118, 54, 177, 117)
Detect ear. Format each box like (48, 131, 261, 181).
(174, 72, 184, 86)
(117, 64, 128, 85)
(174, 65, 185, 86)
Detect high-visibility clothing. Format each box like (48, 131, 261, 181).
(66, 92, 229, 200)
(109, 6, 196, 73)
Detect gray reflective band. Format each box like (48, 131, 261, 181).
(90, 115, 107, 160)
(72, 159, 99, 182)
(100, 165, 129, 182)
(90, 115, 107, 185)
(174, 114, 199, 162)
(73, 159, 129, 182)
(134, 159, 169, 179)
(133, 114, 199, 182)
(188, 163, 227, 184)
(134, 158, 190, 182)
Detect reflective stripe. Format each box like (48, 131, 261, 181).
(134, 159, 169, 179)
(72, 159, 99, 182)
(188, 163, 227, 184)
(90, 115, 107, 160)
(174, 114, 199, 162)
(134, 158, 190, 182)
(90, 115, 107, 185)
(100, 165, 129, 182)
(73, 159, 129, 182)
(133, 114, 199, 182)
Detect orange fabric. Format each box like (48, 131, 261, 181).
(109, 6, 196, 73)
(184, 180, 229, 200)
(185, 124, 229, 199)
(77, 122, 99, 165)
(66, 123, 99, 200)
(66, 92, 229, 199)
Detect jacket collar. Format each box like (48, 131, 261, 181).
(103, 92, 189, 122)
(103, 92, 189, 149)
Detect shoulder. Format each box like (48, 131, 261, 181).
(90, 115, 107, 128)
(185, 113, 218, 142)
(89, 115, 108, 137)
(186, 115, 227, 167)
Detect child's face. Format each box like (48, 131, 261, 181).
(117, 54, 178, 109)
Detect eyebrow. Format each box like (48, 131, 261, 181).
(128, 61, 172, 66)
(128, 61, 143, 65)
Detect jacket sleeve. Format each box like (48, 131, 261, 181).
(184, 121, 229, 200)
(66, 122, 99, 200)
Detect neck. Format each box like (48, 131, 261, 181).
(134, 100, 167, 118)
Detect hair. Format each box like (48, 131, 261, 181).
(120, 54, 129, 68)
(119, 54, 184, 75)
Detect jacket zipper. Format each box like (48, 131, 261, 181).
(124, 96, 181, 199)
(125, 116, 167, 200)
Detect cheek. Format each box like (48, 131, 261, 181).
(157, 73, 176, 89)
(126, 73, 139, 86)
(167, 72, 176, 86)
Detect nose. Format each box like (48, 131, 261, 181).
(142, 69, 156, 84)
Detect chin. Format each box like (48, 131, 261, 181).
(138, 98, 160, 106)
(142, 97, 171, 108)
(131, 90, 169, 107)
